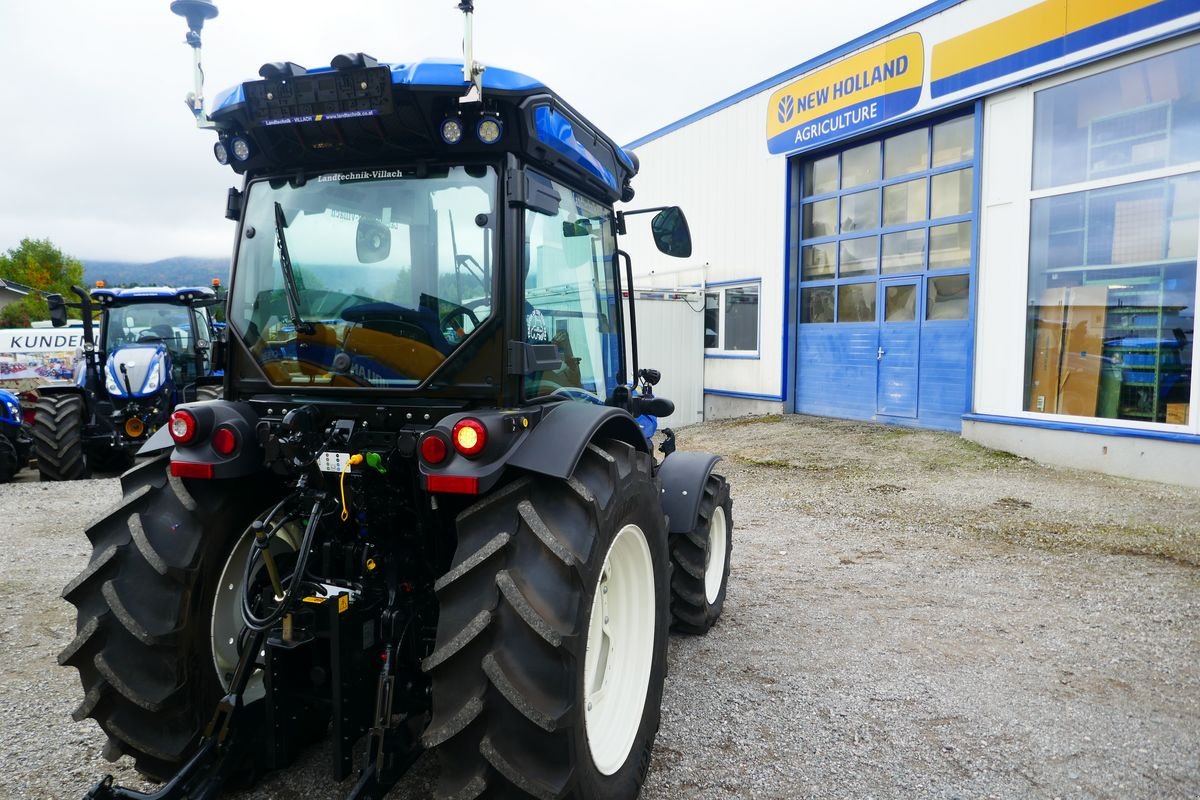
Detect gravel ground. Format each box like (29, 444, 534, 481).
(2, 414, 1198, 799)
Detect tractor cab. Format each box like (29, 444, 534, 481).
(204, 51, 686, 408)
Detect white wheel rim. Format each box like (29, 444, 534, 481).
(584, 523, 656, 776)
(704, 504, 728, 604)
(210, 519, 301, 702)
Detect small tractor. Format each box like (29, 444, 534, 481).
(65, 3, 733, 799)
(0, 387, 33, 482)
(36, 283, 224, 479)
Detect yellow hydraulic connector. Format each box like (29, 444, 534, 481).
(340, 454, 364, 521)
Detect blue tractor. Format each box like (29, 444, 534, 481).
(67, 3, 733, 800)
(36, 284, 224, 479)
(0, 387, 33, 482)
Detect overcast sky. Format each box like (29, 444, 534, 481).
(0, 0, 929, 263)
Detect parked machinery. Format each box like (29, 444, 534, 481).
(66, 3, 734, 799)
(36, 284, 223, 479)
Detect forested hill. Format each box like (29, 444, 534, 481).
(82, 256, 229, 288)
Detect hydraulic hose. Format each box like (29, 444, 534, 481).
(240, 497, 325, 632)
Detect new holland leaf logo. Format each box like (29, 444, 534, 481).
(777, 95, 795, 124)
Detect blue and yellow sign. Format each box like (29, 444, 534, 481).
(931, 0, 1196, 97)
(766, 33, 924, 155)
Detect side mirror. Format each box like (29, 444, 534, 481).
(47, 294, 67, 328)
(356, 218, 391, 264)
(650, 206, 692, 258)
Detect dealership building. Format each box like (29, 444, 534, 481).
(622, 0, 1200, 487)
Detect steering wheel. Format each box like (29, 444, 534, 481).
(137, 331, 164, 343)
(440, 301, 481, 330)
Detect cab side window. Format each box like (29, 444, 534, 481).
(523, 177, 620, 401)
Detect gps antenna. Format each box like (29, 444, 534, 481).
(458, 1, 485, 104)
(170, 0, 220, 128)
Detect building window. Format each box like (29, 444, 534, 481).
(798, 113, 975, 324)
(704, 282, 760, 354)
(1024, 44, 1199, 425)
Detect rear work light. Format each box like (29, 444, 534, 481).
(452, 418, 487, 457)
(169, 409, 197, 444)
(212, 425, 238, 456)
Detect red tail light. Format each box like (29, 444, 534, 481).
(169, 410, 198, 444)
(419, 433, 449, 465)
(212, 425, 238, 456)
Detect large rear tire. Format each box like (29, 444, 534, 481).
(58, 456, 268, 779)
(196, 384, 223, 402)
(424, 439, 670, 800)
(668, 473, 732, 635)
(34, 393, 88, 481)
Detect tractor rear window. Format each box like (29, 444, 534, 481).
(228, 166, 496, 388)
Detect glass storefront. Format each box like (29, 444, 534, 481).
(1024, 45, 1199, 425)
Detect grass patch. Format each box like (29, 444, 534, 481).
(721, 414, 785, 428)
(733, 455, 795, 469)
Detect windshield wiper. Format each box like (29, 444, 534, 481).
(273, 202, 315, 335)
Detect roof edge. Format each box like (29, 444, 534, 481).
(624, 0, 965, 150)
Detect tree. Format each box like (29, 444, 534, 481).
(0, 239, 85, 328)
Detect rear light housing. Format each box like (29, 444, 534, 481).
(169, 409, 198, 444)
(452, 418, 487, 457)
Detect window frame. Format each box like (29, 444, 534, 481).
(1020, 39, 1200, 431)
(796, 111, 978, 326)
(703, 279, 761, 358)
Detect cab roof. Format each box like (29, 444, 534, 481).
(207, 56, 639, 203)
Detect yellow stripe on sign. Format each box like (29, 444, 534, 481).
(1066, 0, 1161, 33)
(932, 0, 1171, 82)
(932, 0, 1067, 82)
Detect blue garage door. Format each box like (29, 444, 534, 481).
(794, 112, 978, 431)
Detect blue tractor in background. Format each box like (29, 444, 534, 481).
(0, 387, 33, 482)
(36, 284, 224, 480)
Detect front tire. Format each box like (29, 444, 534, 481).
(423, 439, 670, 799)
(668, 473, 732, 634)
(34, 393, 87, 481)
(58, 456, 267, 778)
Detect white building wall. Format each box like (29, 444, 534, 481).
(622, 92, 789, 404)
(975, 85, 1034, 416)
(632, 294, 705, 428)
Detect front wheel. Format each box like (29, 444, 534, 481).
(34, 393, 87, 481)
(668, 473, 732, 634)
(424, 439, 670, 799)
